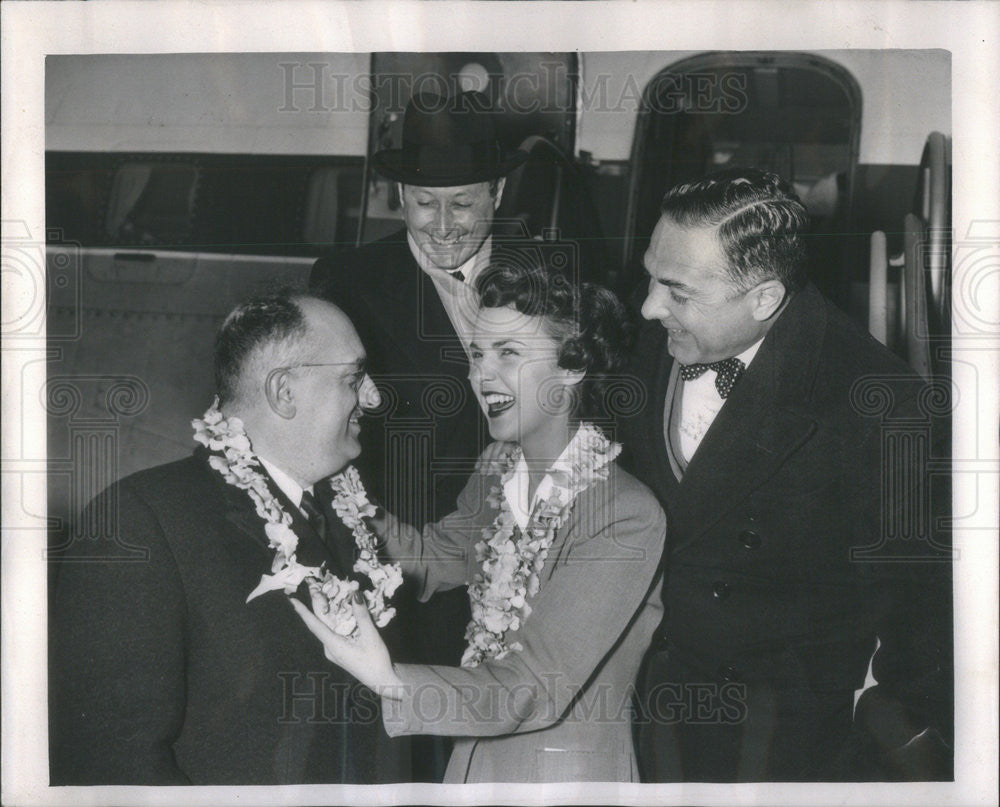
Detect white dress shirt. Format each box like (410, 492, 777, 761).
(501, 436, 581, 533)
(676, 338, 764, 462)
(257, 456, 311, 517)
(407, 233, 492, 354)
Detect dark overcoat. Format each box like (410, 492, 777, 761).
(620, 283, 953, 781)
(49, 447, 408, 785)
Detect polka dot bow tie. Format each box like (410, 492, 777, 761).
(679, 357, 746, 398)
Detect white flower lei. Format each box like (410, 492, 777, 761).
(461, 423, 621, 668)
(192, 397, 402, 637)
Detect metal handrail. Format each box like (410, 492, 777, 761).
(916, 132, 950, 331)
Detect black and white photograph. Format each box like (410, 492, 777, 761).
(2, 2, 997, 805)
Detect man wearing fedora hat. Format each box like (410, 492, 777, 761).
(309, 90, 527, 780)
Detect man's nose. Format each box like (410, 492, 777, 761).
(433, 205, 456, 234)
(641, 284, 671, 322)
(358, 374, 381, 410)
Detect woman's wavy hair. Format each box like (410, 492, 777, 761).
(475, 249, 633, 422)
(660, 167, 810, 293)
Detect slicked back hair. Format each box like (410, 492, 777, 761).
(214, 289, 308, 407)
(660, 167, 810, 293)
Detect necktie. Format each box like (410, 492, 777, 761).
(299, 489, 327, 541)
(679, 357, 746, 398)
(301, 488, 356, 575)
(449, 269, 465, 282)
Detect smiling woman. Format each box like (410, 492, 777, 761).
(290, 253, 667, 783)
(469, 307, 576, 478)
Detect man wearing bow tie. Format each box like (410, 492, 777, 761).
(622, 169, 952, 781)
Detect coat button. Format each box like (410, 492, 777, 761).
(739, 529, 761, 549)
(717, 664, 739, 682)
(712, 580, 731, 600)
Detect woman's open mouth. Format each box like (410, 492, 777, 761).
(483, 392, 516, 417)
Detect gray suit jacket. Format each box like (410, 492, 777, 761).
(379, 449, 666, 782)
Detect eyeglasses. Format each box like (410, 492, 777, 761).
(266, 362, 370, 390)
(275, 362, 366, 371)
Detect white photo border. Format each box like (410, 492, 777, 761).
(3, 1, 998, 805)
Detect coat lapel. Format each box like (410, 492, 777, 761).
(365, 237, 463, 369)
(667, 286, 827, 553)
(649, 329, 679, 500)
(324, 512, 360, 583)
(629, 321, 681, 505)
(202, 447, 349, 576)
(371, 231, 415, 307)
(355, 234, 422, 359)
(200, 449, 272, 553)
(267, 478, 355, 577)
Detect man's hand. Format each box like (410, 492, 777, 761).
(884, 728, 952, 781)
(856, 687, 952, 779)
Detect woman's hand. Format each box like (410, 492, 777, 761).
(363, 507, 406, 551)
(289, 592, 404, 700)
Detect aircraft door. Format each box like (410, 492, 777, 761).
(625, 52, 862, 308)
(360, 53, 606, 284)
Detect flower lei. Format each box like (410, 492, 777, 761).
(192, 398, 402, 637)
(461, 423, 621, 668)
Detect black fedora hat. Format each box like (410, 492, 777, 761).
(372, 90, 528, 187)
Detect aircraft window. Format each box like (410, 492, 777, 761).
(302, 166, 363, 250)
(105, 160, 199, 246)
(457, 61, 491, 93)
(303, 167, 339, 248)
(47, 154, 365, 255)
(46, 157, 109, 244)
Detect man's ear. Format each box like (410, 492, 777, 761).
(750, 279, 787, 322)
(492, 177, 506, 210)
(264, 368, 296, 419)
(396, 182, 406, 209)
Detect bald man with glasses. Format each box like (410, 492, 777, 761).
(50, 290, 409, 785)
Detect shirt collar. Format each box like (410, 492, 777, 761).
(736, 336, 765, 368)
(406, 232, 492, 286)
(257, 456, 308, 511)
(500, 431, 581, 533)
